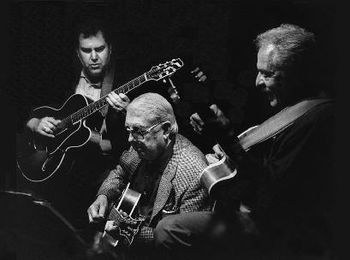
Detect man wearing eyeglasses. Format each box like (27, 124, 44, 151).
(87, 92, 212, 258)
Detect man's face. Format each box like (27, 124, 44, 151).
(77, 30, 111, 79)
(125, 107, 167, 161)
(255, 44, 290, 108)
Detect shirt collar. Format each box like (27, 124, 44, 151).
(80, 71, 103, 88)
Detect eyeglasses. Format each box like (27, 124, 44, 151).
(125, 121, 164, 140)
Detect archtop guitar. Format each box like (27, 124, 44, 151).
(16, 58, 184, 182)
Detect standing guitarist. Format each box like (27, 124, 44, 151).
(22, 18, 131, 230)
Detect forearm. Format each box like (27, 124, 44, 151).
(97, 166, 127, 201)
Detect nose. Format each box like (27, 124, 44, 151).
(91, 50, 98, 61)
(255, 72, 264, 87)
(128, 132, 135, 143)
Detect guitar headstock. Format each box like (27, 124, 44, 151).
(147, 58, 184, 81)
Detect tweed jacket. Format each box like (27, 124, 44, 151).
(97, 134, 212, 244)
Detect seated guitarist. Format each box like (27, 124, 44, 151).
(23, 18, 131, 230)
(87, 92, 212, 259)
(158, 24, 335, 259)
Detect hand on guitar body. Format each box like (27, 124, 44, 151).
(26, 117, 61, 138)
(88, 184, 143, 251)
(104, 210, 139, 238)
(206, 144, 226, 164)
(87, 194, 109, 223)
(87, 196, 135, 236)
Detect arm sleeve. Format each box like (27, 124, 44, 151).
(96, 165, 127, 202)
(178, 148, 212, 213)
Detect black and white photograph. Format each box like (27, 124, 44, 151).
(1, 0, 341, 259)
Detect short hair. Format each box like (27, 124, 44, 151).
(74, 18, 111, 49)
(127, 92, 178, 135)
(255, 24, 316, 71)
(255, 24, 323, 96)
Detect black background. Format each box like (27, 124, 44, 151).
(1, 0, 347, 259)
(8, 0, 337, 128)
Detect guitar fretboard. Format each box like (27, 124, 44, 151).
(70, 72, 149, 124)
(53, 58, 184, 132)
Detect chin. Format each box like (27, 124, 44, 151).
(89, 70, 103, 77)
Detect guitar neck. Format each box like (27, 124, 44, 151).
(71, 72, 151, 123)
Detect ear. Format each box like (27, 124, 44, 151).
(76, 49, 82, 63)
(162, 121, 172, 140)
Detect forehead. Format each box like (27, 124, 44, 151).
(78, 31, 106, 47)
(125, 106, 153, 127)
(257, 44, 276, 70)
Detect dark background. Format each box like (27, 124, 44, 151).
(7, 0, 337, 130)
(6, 0, 338, 155)
(1, 0, 346, 258)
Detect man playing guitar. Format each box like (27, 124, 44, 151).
(22, 18, 131, 231)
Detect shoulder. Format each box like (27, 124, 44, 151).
(276, 99, 335, 147)
(173, 134, 208, 171)
(175, 134, 206, 158)
(293, 99, 335, 134)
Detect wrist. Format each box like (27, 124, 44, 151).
(26, 118, 40, 132)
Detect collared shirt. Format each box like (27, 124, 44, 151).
(74, 71, 109, 134)
(75, 71, 102, 102)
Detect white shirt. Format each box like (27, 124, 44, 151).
(75, 71, 102, 102)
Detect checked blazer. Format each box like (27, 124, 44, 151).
(97, 134, 212, 244)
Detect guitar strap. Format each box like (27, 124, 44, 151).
(99, 62, 116, 117)
(238, 98, 333, 151)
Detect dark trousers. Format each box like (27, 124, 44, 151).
(153, 211, 250, 260)
(152, 211, 335, 260)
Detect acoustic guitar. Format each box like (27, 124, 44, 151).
(200, 127, 257, 196)
(16, 58, 184, 183)
(91, 183, 143, 258)
(200, 98, 330, 195)
(101, 183, 143, 247)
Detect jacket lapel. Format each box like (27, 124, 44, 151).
(121, 148, 142, 182)
(99, 63, 115, 117)
(150, 137, 181, 222)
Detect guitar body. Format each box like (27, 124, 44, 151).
(200, 156, 237, 196)
(91, 183, 143, 258)
(102, 183, 143, 247)
(199, 127, 259, 195)
(16, 94, 92, 182)
(16, 58, 184, 183)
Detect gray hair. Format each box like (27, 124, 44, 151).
(255, 24, 316, 71)
(127, 92, 178, 135)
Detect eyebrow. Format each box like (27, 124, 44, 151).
(125, 124, 145, 129)
(258, 69, 274, 74)
(80, 45, 106, 51)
